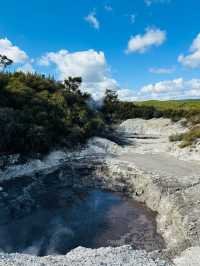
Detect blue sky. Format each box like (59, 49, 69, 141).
(1, 0, 200, 100)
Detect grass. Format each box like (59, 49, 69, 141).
(169, 128, 200, 148)
(135, 100, 200, 147)
(178, 126, 200, 148)
(136, 100, 200, 120)
(136, 99, 200, 111)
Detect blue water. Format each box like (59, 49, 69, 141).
(0, 190, 165, 255)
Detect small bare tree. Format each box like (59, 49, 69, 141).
(0, 55, 13, 71)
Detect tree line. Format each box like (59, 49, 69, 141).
(0, 54, 199, 154)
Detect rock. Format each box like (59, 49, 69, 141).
(0, 118, 200, 265)
(86, 137, 124, 155)
(118, 118, 185, 137)
(169, 140, 200, 162)
(0, 150, 70, 181)
(0, 246, 171, 266)
(173, 246, 200, 266)
(118, 118, 200, 162)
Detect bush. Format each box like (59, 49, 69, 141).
(179, 127, 200, 148)
(0, 72, 105, 154)
(169, 134, 183, 142)
(169, 127, 200, 148)
(1, 72, 200, 153)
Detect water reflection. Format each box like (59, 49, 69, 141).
(0, 190, 165, 256)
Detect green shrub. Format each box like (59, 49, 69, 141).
(169, 134, 184, 142)
(169, 127, 200, 148)
(0, 72, 105, 154)
(179, 127, 200, 148)
(1, 71, 200, 153)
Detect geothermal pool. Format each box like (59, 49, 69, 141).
(0, 189, 164, 256)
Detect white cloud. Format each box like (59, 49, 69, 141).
(117, 89, 138, 101)
(138, 78, 200, 99)
(85, 11, 100, 30)
(39, 49, 137, 101)
(140, 78, 182, 94)
(126, 27, 166, 54)
(39, 49, 117, 99)
(145, 0, 171, 6)
(39, 49, 108, 82)
(0, 38, 28, 63)
(17, 63, 35, 73)
(149, 67, 175, 74)
(178, 33, 200, 68)
(40, 48, 199, 101)
(104, 5, 113, 11)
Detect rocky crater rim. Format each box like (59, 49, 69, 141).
(0, 118, 200, 265)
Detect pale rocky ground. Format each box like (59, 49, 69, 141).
(90, 118, 199, 162)
(1, 118, 199, 182)
(87, 118, 200, 265)
(173, 246, 200, 266)
(0, 246, 170, 266)
(118, 118, 200, 162)
(0, 118, 200, 265)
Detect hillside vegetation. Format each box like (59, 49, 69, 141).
(0, 72, 105, 154)
(136, 100, 200, 147)
(101, 98, 200, 147)
(137, 100, 200, 122)
(0, 69, 200, 155)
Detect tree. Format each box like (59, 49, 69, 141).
(64, 77, 82, 93)
(103, 89, 119, 106)
(0, 71, 105, 154)
(0, 55, 13, 71)
(102, 89, 120, 123)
